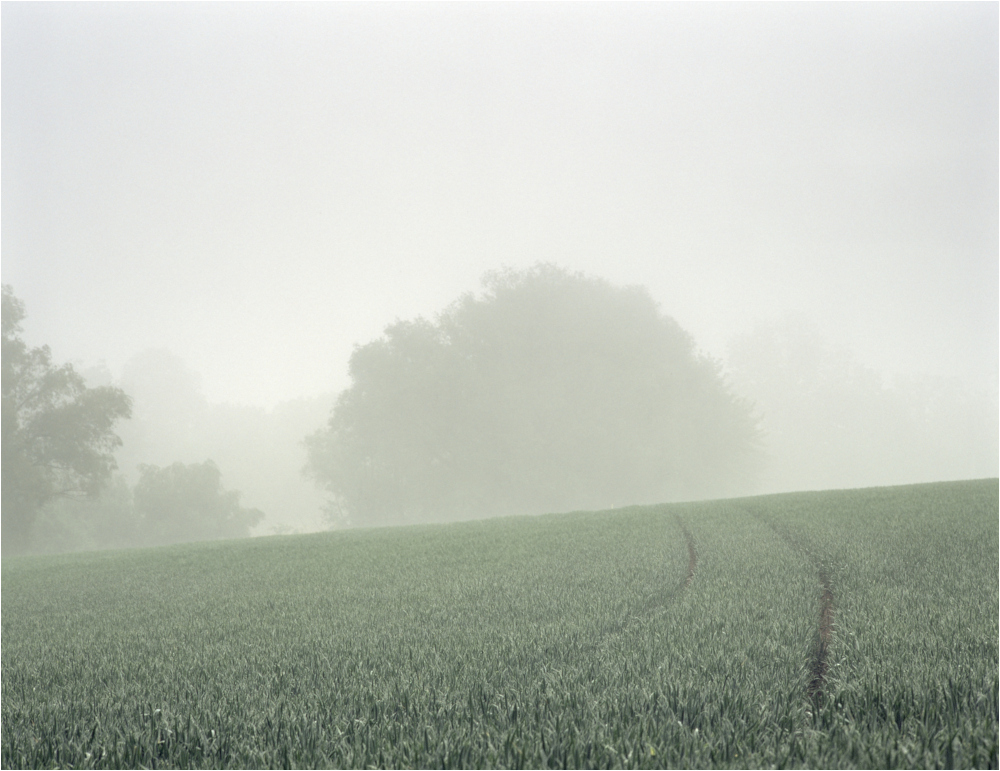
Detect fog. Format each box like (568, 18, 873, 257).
(2, 3, 996, 539)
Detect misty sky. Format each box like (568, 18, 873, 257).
(3, 2, 997, 408)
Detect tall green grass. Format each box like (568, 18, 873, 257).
(2, 479, 996, 768)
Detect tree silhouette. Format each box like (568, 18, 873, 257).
(306, 265, 761, 526)
(2, 285, 131, 554)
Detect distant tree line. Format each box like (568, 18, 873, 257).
(111, 348, 330, 537)
(31, 461, 264, 553)
(13, 266, 988, 552)
(2, 285, 261, 555)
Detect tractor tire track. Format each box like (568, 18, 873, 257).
(633, 513, 696, 618)
(597, 512, 697, 646)
(673, 514, 697, 590)
(751, 510, 835, 704)
(807, 568, 835, 701)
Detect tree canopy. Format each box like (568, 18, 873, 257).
(2, 285, 132, 554)
(305, 264, 761, 526)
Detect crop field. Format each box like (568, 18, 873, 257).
(2, 478, 997, 769)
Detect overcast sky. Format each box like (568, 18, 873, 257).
(3, 2, 997, 408)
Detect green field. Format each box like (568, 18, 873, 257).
(2, 479, 997, 769)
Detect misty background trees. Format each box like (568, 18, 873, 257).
(2, 286, 277, 555)
(31, 461, 263, 552)
(5, 269, 997, 555)
(110, 348, 331, 535)
(132, 461, 263, 546)
(2, 285, 131, 555)
(305, 265, 763, 526)
(20, 344, 330, 554)
(726, 316, 999, 493)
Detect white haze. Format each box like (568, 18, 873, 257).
(2, 3, 996, 534)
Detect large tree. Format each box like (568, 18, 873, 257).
(306, 264, 762, 526)
(1, 285, 132, 554)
